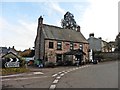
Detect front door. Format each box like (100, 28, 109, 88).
(56, 54, 62, 65)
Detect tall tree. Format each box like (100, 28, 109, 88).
(115, 32, 120, 52)
(61, 11, 78, 30)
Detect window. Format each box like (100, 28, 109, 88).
(49, 42, 53, 48)
(70, 42, 73, 50)
(57, 41, 62, 50)
(79, 44, 83, 50)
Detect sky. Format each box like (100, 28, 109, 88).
(0, 0, 119, 51)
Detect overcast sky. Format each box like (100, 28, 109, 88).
(0, 0, 119, 51)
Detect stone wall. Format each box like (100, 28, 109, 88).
(44, 39, 89, 63)
(96, 52, 120, 61)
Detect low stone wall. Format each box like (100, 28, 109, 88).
(96, 52, 120, 61)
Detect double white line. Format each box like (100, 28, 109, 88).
(50, 65, 91, 90)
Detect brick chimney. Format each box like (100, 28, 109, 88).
(77, 26, 80, 32)
(98, 37, 102, 40)
(89, 33, 94, 37)
(38, 16, 43, 27)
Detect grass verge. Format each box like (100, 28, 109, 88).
(1, 67, 30, 76)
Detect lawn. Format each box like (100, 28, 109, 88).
(1, 67, 30, 76)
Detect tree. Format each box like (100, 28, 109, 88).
(19, 49, 35, 57)
(115, 32, 120, 52)
(61, 11, 78, 30)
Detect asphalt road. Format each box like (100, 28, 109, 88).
(57, 61, 118, 88)
(1, 61, 118, 89)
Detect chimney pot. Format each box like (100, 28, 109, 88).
(38, 16, 43, 26)
(98, 37, 102, 39)
(89, 33, 94, 37)
(77, 26, 80, 32)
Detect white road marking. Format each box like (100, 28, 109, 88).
(67, 71, 70, 73)
(49, 65, 91, 90)
(60, 73, 64, 76)
(56, 76, 61, 79)
(49, 85, 56, 89)
(52, 74, 58, 77)
(86, 65, 90, 67)
(73, 68, 76, 70)
(69, 69, 73, 71)
(76, 67, 79, 69)
(1, 73, 24, 78)
(83, 66, 86, 67)
(1, 79, 10, 81)
(1, 72, 44, 78)
(62, 71, 65, 73)
(2, 76, 48, 81)
(80, 66, 84, 68)
(64, 72, 68, 74)
(33, 72, 44, 75)
(53, 79, 59, 84)
(58, 72, 62, 74)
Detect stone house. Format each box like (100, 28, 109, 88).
(87, 33, 109, 52)
(0, 47, 8, 58)
(34, 16, 89, 65)
(108, 41, 115, 52)
(0, 46, 18, 58)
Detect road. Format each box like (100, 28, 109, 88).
(57, 61, 118, 88)
(1, 61, 118, 89)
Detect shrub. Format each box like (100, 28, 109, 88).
(56, 61, 64, 66)
(2, 68, 30, 75)
(64, 61, 73, 66)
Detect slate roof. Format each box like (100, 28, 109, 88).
(87, 36, 108, 44)
(2, 52, 19, 59)
(42, 24, 88, 43)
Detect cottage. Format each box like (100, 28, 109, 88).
(87, 33, 109, 52)
(34, 16, 89, 66)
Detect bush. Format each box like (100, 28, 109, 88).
(45, 62, 55, 68)
(64, 61, 73, 66)
(56, 61, 64, 66)
(18, 57, 26, 67)
(2, 68, 30, 75)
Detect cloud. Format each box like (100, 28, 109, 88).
(79, 0, 118, 41)
(1, 2, 65, 50)
(0, 17, 9, 30)
(43, 1, 65, 17)
(49, 2, 65, 15)
(0, 17, 37, 50)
